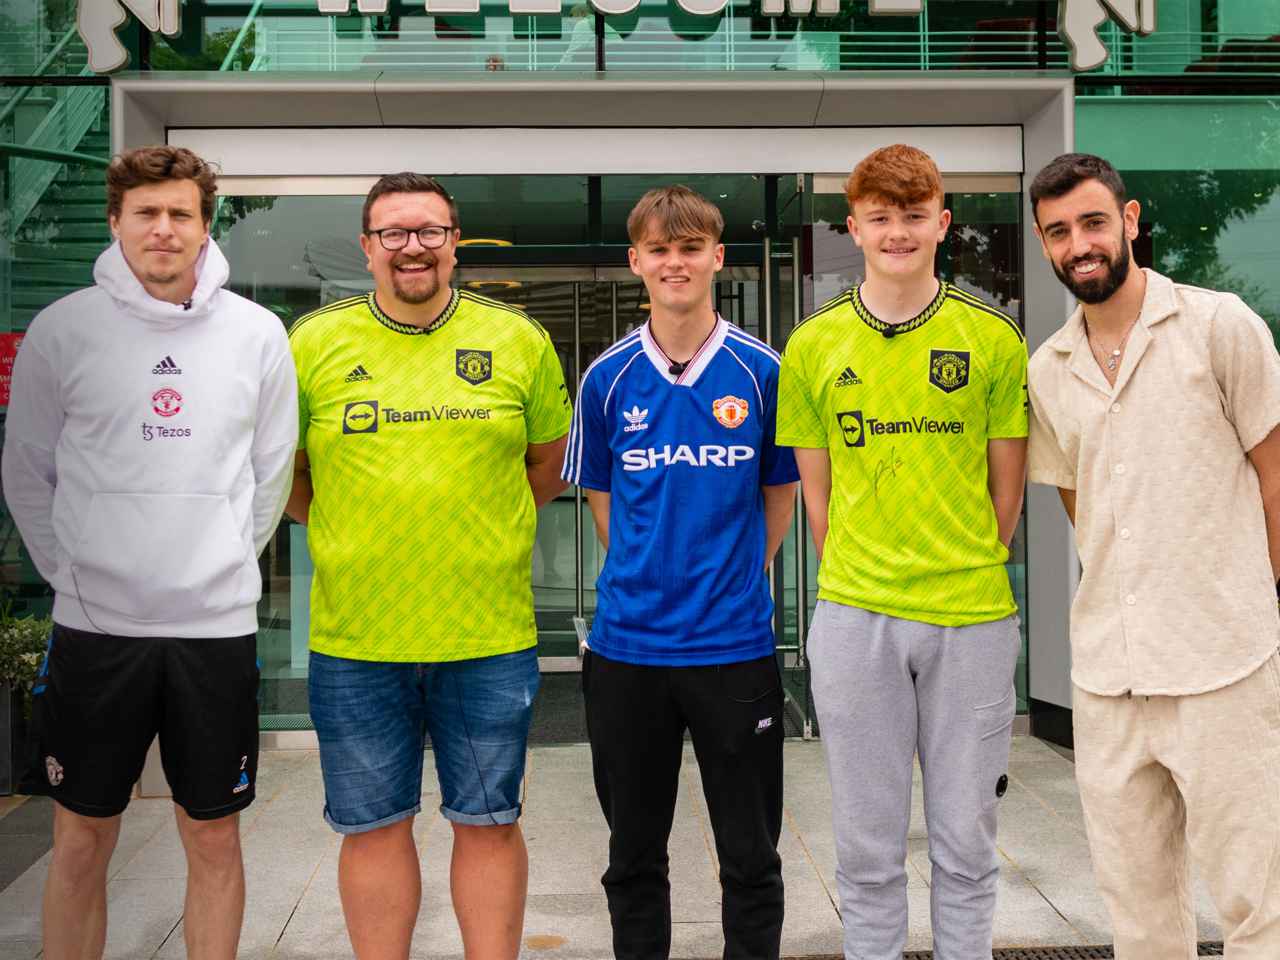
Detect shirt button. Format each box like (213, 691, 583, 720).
(1126, 594, 1137, 606)
(1120, 528, 1131, 540)
(1111, 403, 1121, 413)
(1114, 464, 1127, 475)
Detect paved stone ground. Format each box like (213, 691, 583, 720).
(0, 738, 1222, 959)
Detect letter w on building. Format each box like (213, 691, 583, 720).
(78, 0, 180, 73)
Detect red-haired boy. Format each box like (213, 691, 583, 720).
(777, 145, 1028, 958)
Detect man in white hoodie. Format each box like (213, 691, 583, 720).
(1, 145, 298, 960)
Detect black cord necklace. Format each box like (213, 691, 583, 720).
(652, 317, 718, 376)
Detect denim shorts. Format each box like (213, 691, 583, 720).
(308, 647, 540, 833)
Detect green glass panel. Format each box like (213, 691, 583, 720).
(1077, 97, 1280, 339)
(1077, 97, 1280, 172)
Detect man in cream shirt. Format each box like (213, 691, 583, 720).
(1026, 152, 1280, 958)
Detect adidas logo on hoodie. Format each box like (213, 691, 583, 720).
(152, 356, 182, 375)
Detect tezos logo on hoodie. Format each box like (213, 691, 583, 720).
(141, 423, 192, 441)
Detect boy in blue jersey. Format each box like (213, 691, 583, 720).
(562, 186, 799, 960)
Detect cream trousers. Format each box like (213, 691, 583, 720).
(1073, 653, 1280, 958)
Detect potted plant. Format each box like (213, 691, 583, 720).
(0, 607, 52, 796)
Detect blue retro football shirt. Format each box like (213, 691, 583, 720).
(562, 316, 799, 666)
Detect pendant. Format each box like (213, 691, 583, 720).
(1107, 349, 1120, 371)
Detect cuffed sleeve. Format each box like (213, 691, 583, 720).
(987, 328, 1030, 440)
(525, 335, 573, 445)
(1209, 294, 1280, 453)
(776, 341, 827, 448)
(250, 346, 299, 554)
(760, 361, 800, 485)
(562, 365, 612, 492)
(1, 333, 63, 580)
(1026, 366, 1076, 490)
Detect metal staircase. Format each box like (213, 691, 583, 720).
(2, 21, 109, 335)
(9, 122, 111, 332)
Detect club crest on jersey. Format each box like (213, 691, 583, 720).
(151, 387, 182, 417)
(622, 406, 650, 433)
(712, 395, 749, 429)
(456, 349, 492, 385)
(929, 350, 970, 393)
(45, 755, 64, 786)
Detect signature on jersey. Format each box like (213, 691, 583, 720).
(873, 447, 906, 498)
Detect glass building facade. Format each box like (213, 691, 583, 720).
(2, 0, 1278, 739)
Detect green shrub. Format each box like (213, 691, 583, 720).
(0, 608, 53, 691)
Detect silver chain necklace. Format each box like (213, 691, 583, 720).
(1085, 314, 1140, 372)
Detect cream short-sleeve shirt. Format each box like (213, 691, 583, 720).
(1028, 269, 1280, 697)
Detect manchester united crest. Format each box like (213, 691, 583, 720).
(929, 350, 970, 394)
(712, 395, 749, 429)
(45, 755, 64, 786)
(455, 349, 492, 385)
(152, 386, 183, 417)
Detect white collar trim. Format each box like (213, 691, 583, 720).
(640, 315, 727, 388)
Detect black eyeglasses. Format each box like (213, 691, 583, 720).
(367, 225, 454, 251)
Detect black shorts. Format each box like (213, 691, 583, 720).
(22, 623, 259, 820)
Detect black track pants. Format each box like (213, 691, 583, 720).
(582, 649, 785, 960)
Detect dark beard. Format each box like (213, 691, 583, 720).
(1054, 242, 1131, 305)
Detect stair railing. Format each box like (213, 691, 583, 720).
(0, 25, 82, 132)
(219, 0, 266, 72)
(8, 81, 104, 235)
(3, 24, 104, 238)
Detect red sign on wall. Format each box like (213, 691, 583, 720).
(0, 333, 25, 407)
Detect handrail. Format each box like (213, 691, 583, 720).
(0, 142, 109, 168)
(0, 24, 81, 129)
(220, 0, 265, 71)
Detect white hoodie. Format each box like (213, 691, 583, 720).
(1, 239, 298, 638)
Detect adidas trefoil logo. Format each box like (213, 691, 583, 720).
(345, 364, 373, 383)
(152, 355, 182, 375)
(833, 366, 862, 387)
(622, 405, 650, 433)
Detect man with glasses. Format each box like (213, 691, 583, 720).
(285, 172, 572, 960)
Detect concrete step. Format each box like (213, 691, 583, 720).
(11, 285, 86, 309)
(11, 259, 96, 283)
(42, 184, 105, 204)
(14, 241, 103, 262)
(51, 166, 107, 187)
(16, 221, 110, 242)
(22, 207, 105, 229)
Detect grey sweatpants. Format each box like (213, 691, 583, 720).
(808, 600, 1021, 960)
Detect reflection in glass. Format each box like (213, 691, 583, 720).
(1125, 169, 1280, 340)
(805, 190, 1022, 324)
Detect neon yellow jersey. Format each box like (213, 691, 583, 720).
(778, 282, 1028, 626)
(290, 290, 572, 662)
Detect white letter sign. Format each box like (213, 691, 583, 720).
(78, 0, 1158, 74)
